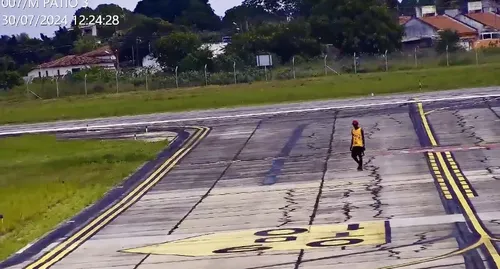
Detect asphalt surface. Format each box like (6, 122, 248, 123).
(2, 87, 500, 269)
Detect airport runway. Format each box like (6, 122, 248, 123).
(2, 88, 500, 269)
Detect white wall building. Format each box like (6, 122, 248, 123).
(27, 46, 116, 79)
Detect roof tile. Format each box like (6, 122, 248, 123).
(81, 45, 114, 58)
(466, 12, 500, 29)
(419, 15, 478, 36)
(38, 55, 105, 68)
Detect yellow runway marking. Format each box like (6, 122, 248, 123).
(26, 126, 211, 269)
(122, 221, 390, 256)
(380, 104, 500, 269)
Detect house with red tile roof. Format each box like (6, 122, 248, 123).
(27, 46, 116, 79)
(465, 12, 500, 31)
(402, 5, 479, 50)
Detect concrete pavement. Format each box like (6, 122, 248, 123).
(2, 88, 500, 269)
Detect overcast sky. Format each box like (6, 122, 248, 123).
(0, 0, 242, 37)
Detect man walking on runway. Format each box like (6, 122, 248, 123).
(350, 120, 365, 171)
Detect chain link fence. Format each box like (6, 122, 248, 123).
(6, 48, 500, 100)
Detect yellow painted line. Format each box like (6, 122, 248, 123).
(418, 103, 438, 146)
(418, 104, 500, 266)
(26, 127, 210, 269)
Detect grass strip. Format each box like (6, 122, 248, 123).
(0, 135, 168, 260)
(1, 64, 500, 124)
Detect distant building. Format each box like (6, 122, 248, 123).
(79, 24, 98, 37)
(27, 46, 116, 79)
(81, 45, 117, 62)
(200, 42, 228, 58)
(401, 4, 479, 50)
(142, 54, 162, 73)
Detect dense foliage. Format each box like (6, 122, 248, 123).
(0, 0, 407, 89)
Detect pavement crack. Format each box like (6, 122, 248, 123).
(277, 189, 298, 227)
(388, 116, 403, 125)
(388, 249, 402, 259)
(341, 202, 358, 222)
(341, 182, 357, 222)
(412, 232, 433, 253)
(453, 110, 485, 146)
(365, 157, 386, 219)
(366, 122, 380, 139)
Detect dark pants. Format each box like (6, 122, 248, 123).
(351, 146, 364, 168)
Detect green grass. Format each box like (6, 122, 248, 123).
(2, 63, 500, 125)
(0, 135, 169, 260)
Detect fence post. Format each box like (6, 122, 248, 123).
(414, 48, 418, 68)
(385, 50, 388, 72)
(55, 76, 59, 98)
(233, 61, 237, 84)
(475, 49, 479, 65)
(446, 45, 449, 67)
(175, 66, 179, 88)
(84, 74, 88, 96)
(353, 53, 357, 74)
(115, 70, 119, 93)
(292, 56, 296, 79)
(324, 55, 328, 76)
(145, 71, 149, 91)
(204, 64, 208, 86)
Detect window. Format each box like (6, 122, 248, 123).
(72, 68, 81, 73)
(38, 71, 41, 78)
(57, 70, 60, 76)
(46, 70, 49, 77)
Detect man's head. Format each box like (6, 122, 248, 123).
(352, 120, 359, 128)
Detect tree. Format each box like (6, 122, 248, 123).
(308, 0, 403, 55)
(0, 70, 22, 90)
(398, 0, 435, 16)
(73, 36, 100, 54)
(174, 0, 222, 31)
(226, 20, 321, 63)
(243, 0, 299, 18)
(51, 27, 80, 56)
(110, 16, 175, 65)
(134, 0, 221, 31)
(179, 47, 214, 71)
(222, 4, 279, 30)
(0, 56, 21, 90)
(153, 31, 202, 69)
(436, 29, 461, 54)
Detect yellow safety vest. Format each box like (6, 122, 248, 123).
(352, 127, 364, 147)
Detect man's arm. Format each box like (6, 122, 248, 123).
(361, 129, 366, 150)
(350, 132, 353, 151)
